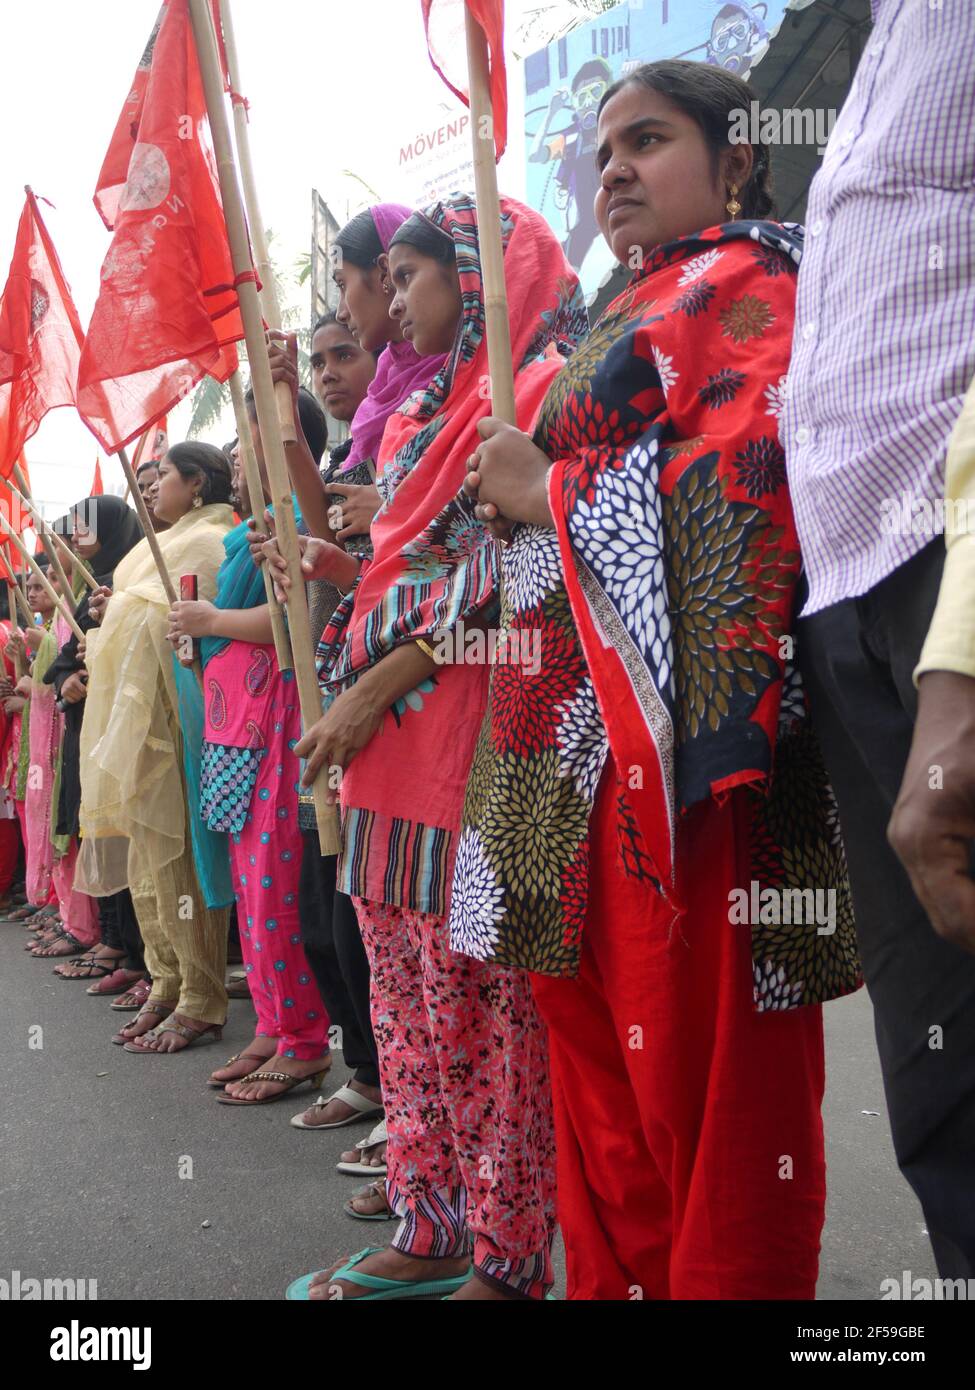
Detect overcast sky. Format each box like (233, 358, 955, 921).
(1, 0, 550, 512)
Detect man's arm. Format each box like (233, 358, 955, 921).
(889, 372, 975, 952)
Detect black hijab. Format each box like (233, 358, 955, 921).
(57, 494, 145, 588)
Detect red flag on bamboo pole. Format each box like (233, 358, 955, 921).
(91, 458, 105, 496)
(420, 0, 507, 159)
(77, 0, 244, 452)
(0, 191, 86, 478)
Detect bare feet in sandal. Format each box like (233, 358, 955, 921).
(307, 1249, 469, 1301)
(127, 1012, 222, 1053)
(55, 946, 123, 979)
(346, 1179, 394, 1218)
(338, 1135, 387, 1171)
(221, 1052, 331, 1102)
(113, 1000, 176, 1044)
(295, 1078, 381, 1128)
(31, 933, 82, 959)
(207, 1036, 278, 1087)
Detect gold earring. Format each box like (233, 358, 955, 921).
(381, 277, 391, 295)
(192, 495, 203, 509)
(726, 183, 742, 219)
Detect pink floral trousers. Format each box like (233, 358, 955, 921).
(352, 896, 557, 1298)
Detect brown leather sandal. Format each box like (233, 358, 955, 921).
(206, 1051, 274, 1088)
(111, 1000, 175, 1047)
(215, 1065, 329, 1106)
(123, 1018, 223, 1054)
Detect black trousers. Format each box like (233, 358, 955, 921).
(298, 829, 379, 1088)
(97, 889, 146, 974)
(799, 538, 975, 1279)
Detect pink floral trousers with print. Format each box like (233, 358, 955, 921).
(352, 895, 557, 1298)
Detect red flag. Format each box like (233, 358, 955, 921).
(93, 7, 166, 231)
(421, 0, 507, 159)
(91, 458, 105, 496)
(95, 3, 230, 231)
(0, 192, 86, 477)
(77, 0, 243, 453)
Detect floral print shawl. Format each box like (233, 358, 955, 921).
(449, 221, 862, 1011)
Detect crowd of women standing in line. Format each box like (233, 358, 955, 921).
(2, 59, 866, 1300)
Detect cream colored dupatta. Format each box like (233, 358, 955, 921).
(76, 503, 234, 896)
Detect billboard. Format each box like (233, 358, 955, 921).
(525, 0, 814, 297)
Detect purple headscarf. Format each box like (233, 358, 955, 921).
(341, 203, 447, 472)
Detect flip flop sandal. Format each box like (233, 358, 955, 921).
(56, 955, 124, 980)
(336, 1119, 388, 1175)
(86, 968, 146, 996)
(206, 1051, 275, 1089)
(285, 1247, 471, 1301)
(123, 1019, 223, 1054)
(110, 978, 153, 1012)
(344, 1180, 396, 1222)
(290, 1084, 384, 1130)
(111, 1000, 174, 1046)
(215, 1065, 329, 1105)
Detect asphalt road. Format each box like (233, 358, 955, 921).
(0, 921, 935, 1301)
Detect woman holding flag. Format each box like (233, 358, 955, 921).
(273, 192, 587, 1301)
(458, 59, 861, 1299)
(77, 443, 236, 1055)
(167, 389, 334, 1103)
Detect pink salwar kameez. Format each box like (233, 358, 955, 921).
(202, 640, 329, 1060)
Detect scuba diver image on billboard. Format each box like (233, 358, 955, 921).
(706, 2, 771, 75)
(524, 1, 791, 297)
(528, 57, 613, 278)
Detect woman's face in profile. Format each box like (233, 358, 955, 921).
(594, 82, 748, 265)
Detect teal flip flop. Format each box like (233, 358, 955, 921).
(285, 1246, 472, 1301)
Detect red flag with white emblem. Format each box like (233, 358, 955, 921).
(0, 193, 86, 477)
(77, 0, 243, 452)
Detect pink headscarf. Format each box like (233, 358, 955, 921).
(341, 203, 447, 472)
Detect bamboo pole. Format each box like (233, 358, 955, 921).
(8, 480, 97, 590)
(227, 368, 293, 671)
(0, 516, 85, 642)
(216, 0, 296, 447)
(122, 425, 152, 505)
(12, 463, 73, 599)
(464, 8, 516, 425)
(117, 445, 205, 686)
(189, 0, 338, 856)
(6, 568, 33, 626)
(115, 442, 177, 605)
(5, 583, 25, 680)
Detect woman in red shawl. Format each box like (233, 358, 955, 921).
(273, 194, 587, 1301)
(458, 61, 861, 1300)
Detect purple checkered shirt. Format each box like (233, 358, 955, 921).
(782, 0, 975, 614)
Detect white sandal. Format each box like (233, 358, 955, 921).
(289, 1083, 384, 1130)
(335, 1119, 388, 1174)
